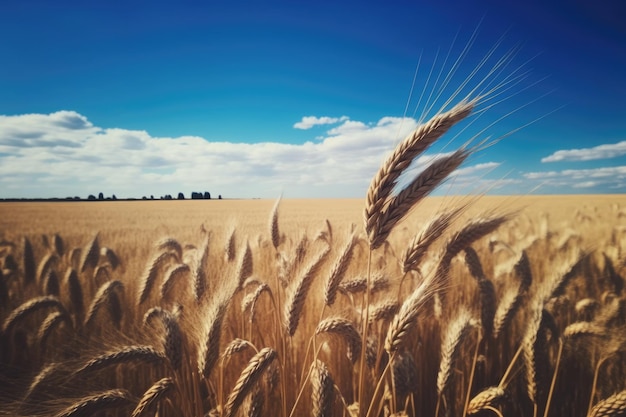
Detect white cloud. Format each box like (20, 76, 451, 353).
(541, 141, 626, 162)
(293, 115, 349, 130)
(523, 166, 626, 191)
(0, 111, 453, 198)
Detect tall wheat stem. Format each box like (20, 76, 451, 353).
(543, 339, 563, 417)
(463, 330, 482, 417)
(358, 249, 373, 417)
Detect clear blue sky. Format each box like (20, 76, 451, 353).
(1, 0, 625, 198)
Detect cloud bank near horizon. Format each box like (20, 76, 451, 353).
(0, 110, 624, 199)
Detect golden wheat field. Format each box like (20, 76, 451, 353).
(1, 194, 626, 417)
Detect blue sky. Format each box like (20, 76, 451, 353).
(1, 0, 625, 199)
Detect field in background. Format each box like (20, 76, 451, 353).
(1, 195, 626, 417)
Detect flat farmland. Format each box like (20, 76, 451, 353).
(1, 195, 626, 417)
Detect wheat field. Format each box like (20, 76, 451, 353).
(1, 193, 626, 417)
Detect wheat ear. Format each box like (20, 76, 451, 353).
(23, 237, 36, 285)
(144, 307, 183, 370)
(284, 246, 330, 336)
(324, 234, 357, 306)
(269, 196, 281, 250)
(364, 99, 475, 249)
(160, 263, 190, 299)
(198, 288, 234, 377)
(402, 209, 461, 273)
(74, 345, 165, 376)
(385, 274, 438, 354)
(138, 251, 177, 305)
(311, 359, 335, 417)
(156, 237, 183, 261)
(193, 233, 211, 301)
(225, 225, 237, 262)
(236, 241, 253, 289)
(437, 308, 475, 395)
(79, 234, 100, 273)
(131, 377, 175, 417)
(2, 295, 65, 334)
(589, 390, 626, 417)
(54, 389, 134, 417)
(84, 280, 123, 328)
(65, 268, 84, 319)
(316, 317, 362, 363)
(467, 386, 508, 415)
(224, 347, 277, 417)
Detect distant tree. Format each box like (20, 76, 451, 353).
(150, 195, 154, 200)
(98, 192, 104, 200)
(142, 196, 148, 200)
(178, 192, 185, 200)
(204, 191, 211, 199)
(74, 196, 80, 200)
(88, 194, 96, 201)
(191, 192, 202, 200)
(218, 195, 222, 200)
(112, 194, 117, 200)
